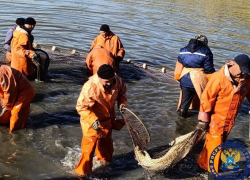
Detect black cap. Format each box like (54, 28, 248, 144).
(100, 24, 110, 32)
(234, 54, 250, 74)
(97, 64, 115, 79)
(25, 17, 36, 25)
(16, 18, 25, 26)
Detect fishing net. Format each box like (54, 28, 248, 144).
(33, 49, 50, 81)
(121, 107, 205, 172)
(0, 46, 178, 84)
(127, 61, 178, 84)
(0, 48, 50, 81)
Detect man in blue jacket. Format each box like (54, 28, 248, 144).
(3, 18, 25, 62)
(174, 35, 215, 117)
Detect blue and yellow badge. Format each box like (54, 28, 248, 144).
(221, 148, 240, 171)
(209, 142, 250, 180)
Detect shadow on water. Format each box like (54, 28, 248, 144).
(29, 110, 79, 129)
(116, 62, 147, 83)
(46, 66, 89, 85)
(32, 91, 69, 103)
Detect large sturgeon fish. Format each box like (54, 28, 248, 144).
(121, 107, 205, 172)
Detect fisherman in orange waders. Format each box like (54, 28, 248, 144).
(86, 45, 117, 74)
(3, 18, 25, 63)
(91, 24, 125, 70)
(195, 54, 250, 179)
(11, 17, 38, 79)
(75, 64, 127, 178)
(0, 65, 36, 132)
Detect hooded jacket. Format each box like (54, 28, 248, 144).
(178, 39, 215, 88)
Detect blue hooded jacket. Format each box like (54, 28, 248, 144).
(178, 39, 215, 88)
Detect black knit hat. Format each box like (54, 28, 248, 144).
(25, 17, 36, 25)
(234, 54, 250, 74)
(16, 18, 25, 26)
(100, 24, 110, 32)
(97, 64, 115, 79)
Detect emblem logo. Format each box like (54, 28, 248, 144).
(221, 148, 240, 170)
(209, 142, 250, 180)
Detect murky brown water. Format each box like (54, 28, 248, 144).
(0, 0, 250, 179)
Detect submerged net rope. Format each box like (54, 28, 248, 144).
(121, 107, 205, 172)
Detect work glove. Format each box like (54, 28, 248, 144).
(92, 120, 101, 131)
(119, 104, 125, 113)
(0, 106, 7, 117)
(31, 53, 40, 66)
(196, 120, 209, 132)
(31, 52, 38, 59)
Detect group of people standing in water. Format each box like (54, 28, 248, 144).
(3, 21, 127, 179)
(1, 18, 250, 180)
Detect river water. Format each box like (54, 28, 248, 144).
(0, 0, 250, 179)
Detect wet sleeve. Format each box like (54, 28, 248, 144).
(76, 84, 98, 126)
(15, 34, 34, 59)
(4, 31, 13, 52)
(200, 73, 220, 111)
(0, 74, 17, 110)
(204, 51, 215, 74)
(116, 37, 125, 59)
(85, 52, 93, 72)
(90, 37, 97, 49)
(117, 79, 127, 107)
(199, 73, 221, 121)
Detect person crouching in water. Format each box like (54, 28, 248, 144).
(86, 45, 117, 75)
(174, 35, 215, 117)
(75, 64, 127, 177)
(0, 65, 36, 132)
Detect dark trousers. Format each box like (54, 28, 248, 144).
(180, 86, 197, 110)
